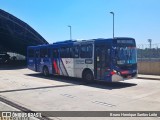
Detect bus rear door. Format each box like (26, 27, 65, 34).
(35, 48, 40, 72)
(28, 48, 36, 71)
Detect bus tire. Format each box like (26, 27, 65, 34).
(43, 66, 49, 77)
(83, 70, 94, 81)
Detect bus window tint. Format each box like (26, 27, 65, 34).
(53, 49, 58, 58)
(60, 47, 73, 58)
(80, 44, 92, 58)
(28, 49, 34, 57)
(68, 47, 73, 58)
(106, 49, 110, 66)
(80, 45, 86, 58)
(66, 47, 71, 58)
(73, 46, 79, 58)
(40, 48, 48, 58)
(35, 50, 39, 58)
(60, 47, 66, 58)
(114, 47, 137, 65)
(87, 45, 93, 58)
(48, 49, 50, 57)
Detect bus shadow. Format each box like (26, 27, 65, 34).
(0, 65, 26, 70)
(25, 73, 137, 90)
(0, 61, 26, 70)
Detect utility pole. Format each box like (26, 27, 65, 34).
(148, 39, 152, 49)
(148, 39, 152, 61)
(110, 12, 115, 38)
(68, 25, 72, 40)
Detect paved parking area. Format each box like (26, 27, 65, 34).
(0, 68, 160, 120)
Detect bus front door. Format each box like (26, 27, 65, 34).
(95, 45, 108, 80)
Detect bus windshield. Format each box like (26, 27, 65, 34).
(114, 46, 137, 65)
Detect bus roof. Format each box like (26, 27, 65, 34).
(27, 37, 135, 49)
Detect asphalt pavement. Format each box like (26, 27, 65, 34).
(0, 68, 159, 120)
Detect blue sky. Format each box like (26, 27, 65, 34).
(0, 0, 160, 45)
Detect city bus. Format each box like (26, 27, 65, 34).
(27, 37, 137, 82)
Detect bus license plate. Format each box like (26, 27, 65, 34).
(127, 75, 132, 78)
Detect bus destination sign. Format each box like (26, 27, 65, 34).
(117, 40, 134, 44)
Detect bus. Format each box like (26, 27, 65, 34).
(27, 37, 137, 82)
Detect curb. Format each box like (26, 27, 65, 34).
(137, 77, 160, 81)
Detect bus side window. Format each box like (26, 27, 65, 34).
(35, 50, 39, 58)
(80, 44, 92, 58)
(53, 49, 58, 58)
(80, 45, 86, 58)
(48, 48, 50, 58)
(40, 49, 42, 58)
(60, 47, 66, 58)
(87, 44, 93, 58)
(73, 46, 79, 58)
(67, 47, 73, 58)
(69, 47, 73, 58)
(106, 48, 110, 66)
(40, 48, 48, 58)
(66, 47, 70, 58)
(28, 49, 34, 58)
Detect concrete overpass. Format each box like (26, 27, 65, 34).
(0, 9, 48, 56)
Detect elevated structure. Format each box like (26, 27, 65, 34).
(0, 9, 48, 55)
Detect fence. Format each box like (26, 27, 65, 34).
(137, 43, 160, 61)
(137, 43, 160, 75)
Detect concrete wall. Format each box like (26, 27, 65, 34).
(138, 61, 160, 75)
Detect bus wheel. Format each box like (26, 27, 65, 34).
(43, 66, 49, 76)
(83, 70, 94, 81)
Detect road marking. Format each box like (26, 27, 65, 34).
(92, 101, 116, 107)
(60, 94, 75, 98)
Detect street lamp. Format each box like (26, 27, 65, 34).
(68, 25, 72, 40)
(110, 12, 115, 39)
(148, 39, 152, 49)
(148, 39, 152, 61)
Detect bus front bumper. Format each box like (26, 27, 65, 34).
(112, 74, 137, 82)
(112, 74, 123, 82)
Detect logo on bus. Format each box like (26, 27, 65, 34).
(66, 60, 71, 64)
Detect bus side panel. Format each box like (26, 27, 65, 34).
(52, 58, 72, 76)
(52, 58, 59, 75)
(61, 58, 74, 77)
(39, 58, 52, 74)
(27, 47, 36, 71)
(74, 58, 94, 78)
(74, 42, 94, 78)
(28, 57, 36, 71)
(74, 58, 84, 78)
(48, 58, 53, 74)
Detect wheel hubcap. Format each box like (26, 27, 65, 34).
(86, 74, 92, 80)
